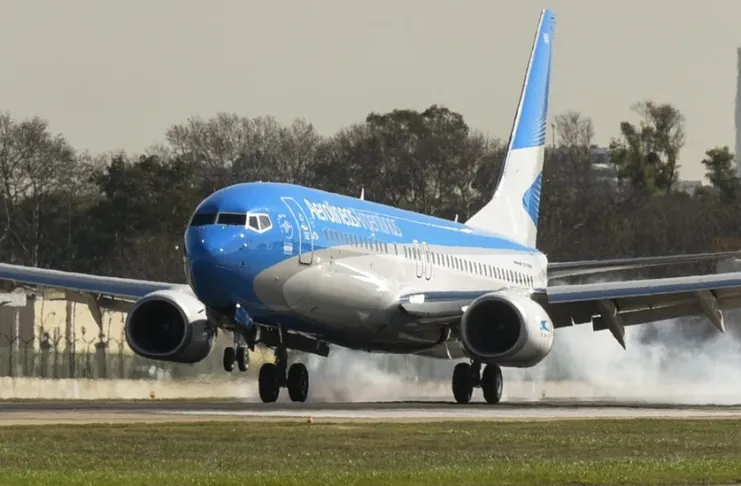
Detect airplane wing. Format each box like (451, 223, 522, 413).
(397, 271, 741, 349)
(547, 251, 741, 279)
(0, 263, 187, 312)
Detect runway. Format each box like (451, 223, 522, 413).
(1, 399, 741, 425)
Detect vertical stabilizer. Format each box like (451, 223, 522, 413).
(465, 9, 555, 249)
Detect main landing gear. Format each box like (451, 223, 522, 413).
(452, 360, 503, 404)
(258, 345, 309, 403)
(221, 331, 309, 403)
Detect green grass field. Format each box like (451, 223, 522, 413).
(0, 419, 740, 485)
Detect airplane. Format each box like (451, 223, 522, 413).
(3, 8, 741, 405)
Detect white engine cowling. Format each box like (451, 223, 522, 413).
(459, 290, 554, 367)
(124, 289, 215, 364)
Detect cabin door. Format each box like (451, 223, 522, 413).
(281, 197, 314, 265)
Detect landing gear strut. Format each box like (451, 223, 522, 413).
(223, 303, 256, 373)
(258, 345, 309, 403)
(452, 361, 502, 404)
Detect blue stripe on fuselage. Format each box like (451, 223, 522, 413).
(197, 182, 539, 254)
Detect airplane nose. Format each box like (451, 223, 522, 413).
(186, 226, 243, 261)
(185, 226, 246, 308)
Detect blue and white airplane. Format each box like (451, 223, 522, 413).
(2, 8, 741, 404)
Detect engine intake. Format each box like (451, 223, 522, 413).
(125, 289, 215, 364)
(459, 290, 554, 367)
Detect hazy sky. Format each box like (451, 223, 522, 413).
(1, 0, 740, 182)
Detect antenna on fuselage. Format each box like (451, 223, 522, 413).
(360, 187, 365, 200)
(454, 214, 459, 222)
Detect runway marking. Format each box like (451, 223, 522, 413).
(157, 406, 741, 421)
(2, 401, 741, 425)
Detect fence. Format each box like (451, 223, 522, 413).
(3, 310, 738, 383)
(0, 325, 272, 381)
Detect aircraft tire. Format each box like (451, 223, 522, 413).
(259, 363, 280, 403)
(287, 363, 309, 402)
(223, 347, 235, 372)
(236, 346, 248, 372)
(481, 364, 503, 404)
(452, 362, 473, 404)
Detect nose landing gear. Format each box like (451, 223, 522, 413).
(223, 303, 255, 372)
(223, 335, 250, 372)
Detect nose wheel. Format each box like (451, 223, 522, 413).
(258, 345, 309, 403)
(223, 332, 250, 372)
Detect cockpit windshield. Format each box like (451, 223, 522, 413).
(190, 213, 216, 226)
(216, 213, 247, 226)
(189, 211, 272, 232)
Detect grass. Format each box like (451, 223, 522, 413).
(0, 419, 740, 485)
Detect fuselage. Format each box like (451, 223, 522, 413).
(183, 181, 549, 357)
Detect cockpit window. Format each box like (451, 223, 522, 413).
(190, 213, 216, 226)
(217, 213, 247, 226)
(247, 213, 272, 233)
(258, 215, 272, 231)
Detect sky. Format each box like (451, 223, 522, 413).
(1, 0, 740, 183)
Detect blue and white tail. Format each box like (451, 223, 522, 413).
(465, 9, 555, 249)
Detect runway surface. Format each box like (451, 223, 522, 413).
(2, 399, 741, 425)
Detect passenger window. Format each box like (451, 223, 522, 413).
(218, 213, 247, 226)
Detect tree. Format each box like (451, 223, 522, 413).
(78, 153, 202, 280)
(608, 101, 685, 195)
(553, 111, 594, 148)
(313, 105, 501, 220)
(0, 112, 84, 267)
(701, 146, 738, 201)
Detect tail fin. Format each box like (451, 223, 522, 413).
(465, 9, 555, 249)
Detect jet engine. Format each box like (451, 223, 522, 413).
(124, 289, 215, 364)
(459, 290, 554, 367)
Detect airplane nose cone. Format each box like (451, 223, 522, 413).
(186, 226, 243, 260)
(185, 226, 246, 308)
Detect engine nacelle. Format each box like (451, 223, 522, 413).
(124, 289, 215, 364)
(459, 290, 554, 367)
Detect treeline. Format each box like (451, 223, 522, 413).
(0, 100, 739, 284)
